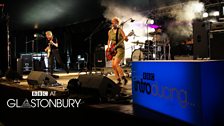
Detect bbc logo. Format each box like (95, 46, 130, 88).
(32, 91, 48, 96)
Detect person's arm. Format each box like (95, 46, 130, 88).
(120, 29, 128, 42)
(44, 46, 49, 52)
(107, 31, 111, 47)
(50, 38, 58, 47)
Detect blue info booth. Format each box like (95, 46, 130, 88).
(132, 60, 224, 126)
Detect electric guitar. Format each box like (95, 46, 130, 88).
(106, 30, 134, 61)
(45, 40, 53, 58)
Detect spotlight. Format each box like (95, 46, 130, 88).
(209, 11, 220, 17)
(213, 11, 220, 16)
(203, 12, 208, 18)
(34, 33, 37, 38)
(149, 19, 154, 24)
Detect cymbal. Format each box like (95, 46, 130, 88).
(148, 32, 155, 35)
(132, 41, 144, 45)
(148, 32, 161, 35)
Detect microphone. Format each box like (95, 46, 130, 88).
(130, 18, 135, 22)
(120, 18, 135, 26)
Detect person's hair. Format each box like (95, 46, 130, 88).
(111, 17, 120, 24)
(45, 31, 53, 36)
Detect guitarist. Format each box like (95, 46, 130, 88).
(45, 31, 69, 75)
(107, 17, 128, 85)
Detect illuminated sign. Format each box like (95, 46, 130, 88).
(132, 61, 224, 126)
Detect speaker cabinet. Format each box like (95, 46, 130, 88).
(209, 30, 224, 60)
(193, 21, 210, 59)
(21, 54, 33, 72)
(78, 75, 121, 98)
(27, 71, 57, 86)
(94, 47, 105, 67)
(17, 58, 23, 76)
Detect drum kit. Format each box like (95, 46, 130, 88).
(131, 34, 171, 61)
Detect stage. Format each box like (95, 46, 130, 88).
(0, 69, 191, 126)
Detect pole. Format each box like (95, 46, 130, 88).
(6, 14, 10, 69)
(89, 35, 92, 74)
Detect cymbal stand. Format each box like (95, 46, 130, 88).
(139, 45, 143, 61)
(146, 19, 149, 60)
(154, 37, 157, 60)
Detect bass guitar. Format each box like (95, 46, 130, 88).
(106, 30, 134, 61)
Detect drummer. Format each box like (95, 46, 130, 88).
(152, 27, 170, 60)
(152, 27, 170, 45)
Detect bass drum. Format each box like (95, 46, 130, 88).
(131, 49, 144, 61)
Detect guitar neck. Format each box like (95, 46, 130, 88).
(112, 31, 133, 49)
(114, 38, 125, 49)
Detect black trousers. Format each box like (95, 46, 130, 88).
(48, 49, 68, 75)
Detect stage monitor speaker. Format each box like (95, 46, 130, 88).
(94, 47, 105, 67)
(209, 30, 224, 60)
(78, 75, 121, 98)
(193, 21, 210, 59)
(27, 71, 57, 86)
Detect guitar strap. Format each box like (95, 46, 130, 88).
(116, 28, 119, 44)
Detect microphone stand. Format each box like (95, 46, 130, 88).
(120, 18, 133, 28)
(25, 39, 36, 53)
(84, 20, 105, 74)
(25, 36, 45, 53)
(146, 19, 149, 60)
(119, 18, 134, 63)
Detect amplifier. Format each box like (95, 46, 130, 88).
(20, 52, 48, 72)
(210, 22, 224, 31)
(20, 54, 33, 72)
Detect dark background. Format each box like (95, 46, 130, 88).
(0, 0, 221, 75)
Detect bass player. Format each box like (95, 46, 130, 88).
(107, 17, 128, 85)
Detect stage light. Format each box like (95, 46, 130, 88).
(203, 12, 208, 18)
(34, 33, 44, 38)
(213, 11, 220, 16)
(34, 33, 37, 38)
(148, 24, 160, 29)
(34, 23, 39, 29)
(150, 19, 154, 24)
(150, 28, 155, 32)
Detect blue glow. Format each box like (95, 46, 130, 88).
(132, 61, 224, 126)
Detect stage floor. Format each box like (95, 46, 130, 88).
(0, 69, 192, 126)
(0, 69, 132, 95)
